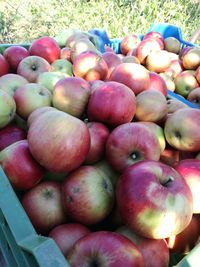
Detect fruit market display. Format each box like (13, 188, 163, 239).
(0, 27, 200, 267)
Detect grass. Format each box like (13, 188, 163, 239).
(0, 0, 200, 45)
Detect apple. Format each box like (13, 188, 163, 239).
(13, 83, 52, 119)
(195, 65, 200, 83)
(160, 145, 180, 166)
(51, 59, 73, 76)
(166, 98, 188, 117)
(72, 50, 108, 81)
(109, 63, 150, 95)
(164, 59, 184, 79)
(29, 36, 61, 63)
(37, 71, 68, 93)
(106, 122, 161, 173)
(159, 73, 176, 92)
(101, 52, 122, 79)
(145, 72, 167, 96)
(0, 124, 27, 151)
(179, 46, 193, 61)
(164, 37, 181, 54)
(48, 223, 90, 257)
(135, 89, 168, 123)
(87, 81, 136, 127)
(0, 73, 28, 96)
(145, 50, 171, 73)
(68, 231, 144, 267)
(62, 165, 114, 225)
(3, 45, 30, 71)
(89, 79, 105, 93)
(122, 55, 140, 64)
(182, 47, 200, 70)
(65, 32, 91, 49)
(60, 47, 72, 62)
(187, 86, 200, 105)
(173, 159, 200, 213)
(117, 225, 169, 267)
(17, 55, 51, 83)
(120, 33, 141, 55)
(116, 160, 193, 239)
(0, 140, 45, 191)
(164, 108, 200, 152)
(84, 122, 110, 164)
(27, 108, 90, 173)
(0, 90, 16, 129)
(21, 181, 66, 234)
(174, 70, 199, 98)
(142, 31, 164, 45)
(0, 54, 10, 77)
(52, 77, 91, 118)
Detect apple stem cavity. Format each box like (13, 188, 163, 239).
(130, 151, 141, 161)
(161, 176, 174, 187)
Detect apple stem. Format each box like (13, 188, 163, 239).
(161, 176, 174, 187)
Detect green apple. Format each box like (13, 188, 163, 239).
(51, 59, 73, 76)
(0, 90, 16, 128)
(0, 73, 28, 96)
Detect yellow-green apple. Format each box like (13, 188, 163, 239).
(120, 33, 141, 55)
(0, 124, 27, 151)
(60, 47, 72, 62)
(135, 89, 168, 123)
(135, 38, 162, 65)
(137, 121, 166, 153)
(174, 70, 199, 97)
(109, 63, 150, 95)
(195, 65, 200, 83)
(182, 47, 200, 70)
(87, 81, 136, 127)
(166, 98, 188, 117)
(0, 140, 45, 191)
(145, 50, 171, 73)
(122, 55, 140, 64)
(187, 87, 200, 105)
(27, 108, 90, 173)
(73, 50, 108, 81)
(68, 231, 144, 267)
(0, 73, 28, 96)
(37, 71, 67, 93)
(164, 108, 200, 151)
(102, 52, 122, 79)
(13, 83, 52, 119)
(29, 36, 61, 64)
(145, 72, 167, 96)
(179, 46, 192, 61)
(106, 122, 161, 173)
(52, 77, 90, 118)
(48, 223, 90, 257)
(17, 55, 51, 82)
(165, 59, 184, 79)
(62, 165, 114, 225)
(116, 160, 193, 239)
(65, 32, 89, 49)
(3, 45, 30, 71)
(51, 59, 73, 76)
(84, 122, 110, 164)
(0, 90, 16, 128)
(116, 225, 169, 267)
(174, 159, 200, 213)
(0, 54, 10, 77)
(21, 181, 66, 234)
(164, 37, 181, 54)
(166, 214, 200, 253)
(159, 73, 176, 92)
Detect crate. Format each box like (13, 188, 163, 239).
(0, 167, 70, 267)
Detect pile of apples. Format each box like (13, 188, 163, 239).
(0, 28, 200, 267)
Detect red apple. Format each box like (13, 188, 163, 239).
(164, 59, 184, 79)
(17, 55, 51, 82)
(143, 31, 164, 45)
(84, 122, 110, 164)
(102, 52, 122, 79)
(120, 33, 141, 55)
(109, 63, 150, 95)
(14, 83, 52, 119)
(73, 50, 108, 81)
(0, 73, 28, 96)
(48, 223, 90, 257)
(116, 160, 193, 239)
(117, 225, 169, 267)
(27, 108, 90, 173)
(187, 86, 200, 105)
(87, 81, 136, 127)
(0, 54, 10, 77)
(3, 45, 30, 71)
(174, 159, 200, 213)
(145, 72, 167, 96)
(52, 77, 91, 118)
(0, 140, 45, 191)
(60, 47, 72, 62)
(68, 231, 144, 267)
(21, 181, 66, 234)
(160, 145, 180, 166)
(0, 124, 27, 151)
(106, 122, 161, 173)
(29, 36, 61, 63)
(164, 108, 200, 152)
